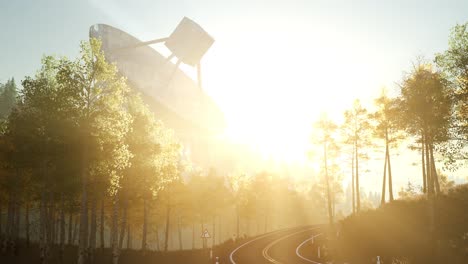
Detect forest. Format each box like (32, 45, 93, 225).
(0, 21, 467, 264)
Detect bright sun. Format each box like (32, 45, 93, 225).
(173, 18, 385, 168)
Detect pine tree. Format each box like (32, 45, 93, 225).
(0, 78, 18, 119)
(370, 89, 404, 204)
(342, 100, 372, 212)
(312, 114, 339, 226)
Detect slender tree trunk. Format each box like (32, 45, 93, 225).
(52, 201, 57, 245)
(68, 212, 73, 245)
(425, 136, 438, 259)
(192, 223, 195, 249)
(351, 150, 355, 214)
(324, 141, 333, 225)
(429, 142, 440, 195)
(386, 129, 394, 202)
(39, 192, 48, 264)
(236, 205, 240, 238)
(89, 197, 97, 263)
(381, 148, 388, 205)
(78, 126, 90, 264)
(25, 201, 30, 247)
(111, 195, 119, 264)
(72, 215, 79, 245)
(177, 216, 183, 250)
(141, 198, 147, 252)
(422, 135, 427, 194)
(127, 224, 131, 249)
(201, 222, 205, 248)
(156, 226, 160, 251)
(59, 193, 66, 263)
(425, 136, 434, 195)
(212, 216, 216, 247)
(219, 215, 223, 241)
(0, 203, 2, 237)
(78, 181, 88, 264)
(13, 198, 20, 255)
(100, 199, 105, 250)
(47, 195, 54, 246)
(332, 192, 336, 218)
(429, 142, 441, 259)
(4, 192, 14, 254)
(118, 198, 127, 250)
(7, 199, 14, 253)
(164, 203, 171, 252)
(219, 215, 223, 242)
(355, 138, 361, 212)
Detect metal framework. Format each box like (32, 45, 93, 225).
(111, 17, 213, 91)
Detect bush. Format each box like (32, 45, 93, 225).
(332, 184, 468, 264)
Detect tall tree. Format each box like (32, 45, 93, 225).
(7, 56, 79, 262)
(227, 172, 250, 239)
(55, 39, 132, 264)
(396, 62, 453, 260)
(0, 78, 18, 119)
(397, 63, 452, 197)
(435, 22, 468, 168)
(370, 89, 403, 204)
(342, 99, 372, 212)
(312, 114, 339, 226)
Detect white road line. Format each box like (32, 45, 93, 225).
(229, 228, 292, 264)
(295, 234, 322, 264)
(262, 227, 319, 264)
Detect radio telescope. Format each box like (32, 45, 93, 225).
(89, 18, 224, 166)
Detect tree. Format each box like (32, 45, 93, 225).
(119, 93, 174, 253)
(245, 172, 273, 234)
(435, 22, 468, 168)
(6, 56, 82, 262)
(396, 62, 453, 261)
(0, 78, 18, 119)
(342, 99, 373, 212)
(396, 63, 453, 197)
(0, 36, 190, 260)
(369, 89, 403, 204)
(186, 170, 227, 248)
(312, 114, 339, 225)
(55, 38, 132, 264)
(227, 172, 250, 239)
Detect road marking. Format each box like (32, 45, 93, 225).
(295, 234, 323, 263)
(262, 227, 319, 264)
(229, 229, 291, 264)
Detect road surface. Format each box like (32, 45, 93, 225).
(229, 226, 325, 264)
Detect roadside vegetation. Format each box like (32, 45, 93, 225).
(332, 184, 468, 264)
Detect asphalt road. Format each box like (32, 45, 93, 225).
(228, 226, 325, 264)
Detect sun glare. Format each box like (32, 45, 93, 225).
(198, 29, 381, 167)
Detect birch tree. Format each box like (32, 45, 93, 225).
(55, 39, 132, 264)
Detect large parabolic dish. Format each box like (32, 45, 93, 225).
(89, 23, 224, 135)
(89, 23, 225, 167)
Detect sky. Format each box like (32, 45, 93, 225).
(0, 0, 467, 194)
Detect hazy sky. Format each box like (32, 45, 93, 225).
(0, 0, 466, 192)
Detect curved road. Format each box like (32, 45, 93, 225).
(229, 226, 324, 264)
